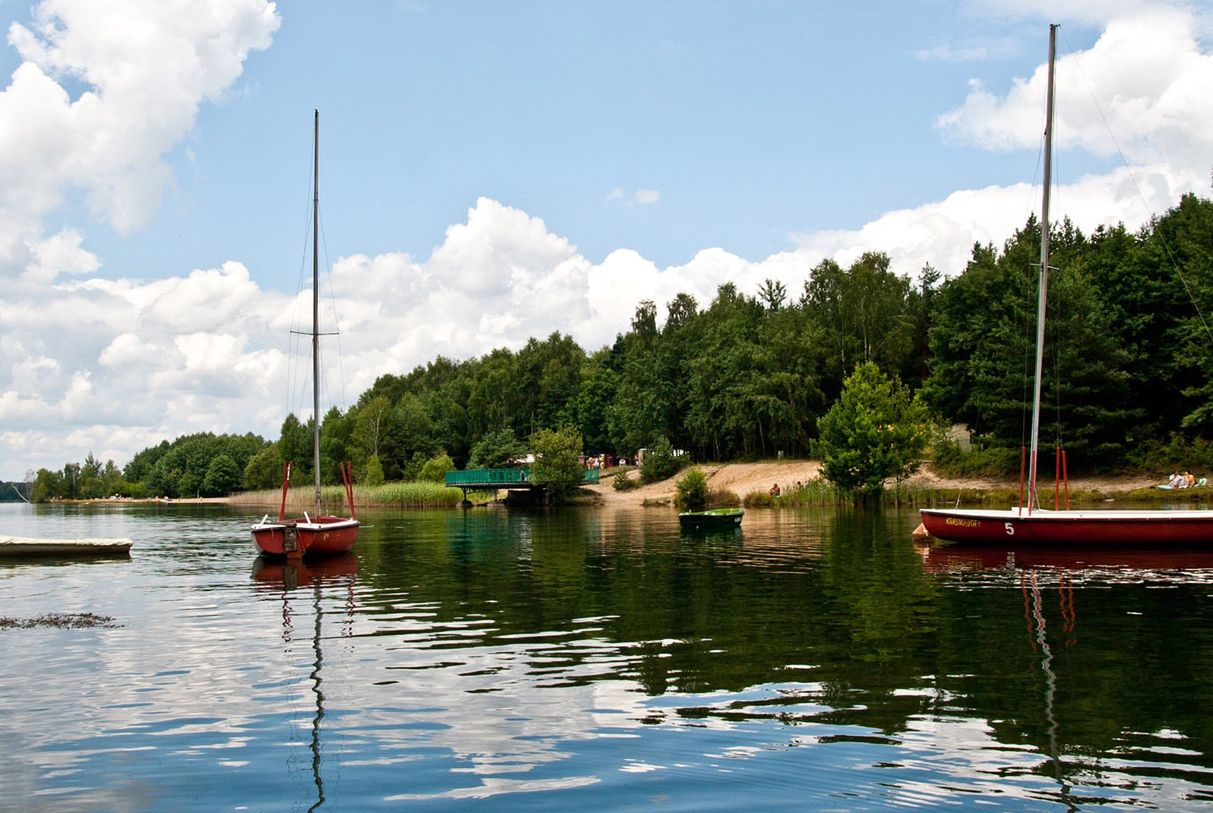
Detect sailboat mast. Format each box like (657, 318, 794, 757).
(1027, 25, 1057, 511)
(312, 109, 322, 516)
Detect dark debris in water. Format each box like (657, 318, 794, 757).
(0, 613, 121, 630)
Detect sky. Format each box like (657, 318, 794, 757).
(1, 0, 1211, 480)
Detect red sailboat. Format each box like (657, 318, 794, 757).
(252, 110, 359, 558)
(920, 27, 1213, 546)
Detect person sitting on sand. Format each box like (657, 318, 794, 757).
(769, 483, 781, 497)
(1186, 471, 1197, 488)
(1169, 472, 1185, 489)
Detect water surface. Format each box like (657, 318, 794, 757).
(3, 502, 1213, 811)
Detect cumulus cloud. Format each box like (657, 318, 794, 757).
(0, 0, 280, 475)
(1, 0, 1211, 479)
(1, 0, 279, 237)
(800, 4, 1212, 276)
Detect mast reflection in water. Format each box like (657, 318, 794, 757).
(252, 553, 357, 811)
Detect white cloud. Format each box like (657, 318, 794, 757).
(803, 5, 1212, 277)
(936, 7, 1213, 179)
(2, 0, 279, 236)
(605, 187, 662, 207)
(0, 1, 1210, 479)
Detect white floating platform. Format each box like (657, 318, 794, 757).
(0, 536, 133, 557)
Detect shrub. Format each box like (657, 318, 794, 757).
(932, 438, 1020, 478)
(640, 437, 686, 483)
(364, 454, 385, 486)
(743, 491, 773, 507)
(675, 467, 709, 509)
(708, 489, 741, 507)
(612, 472, 641, 491)
(418, 452, 455, 483)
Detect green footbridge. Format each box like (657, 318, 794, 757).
(444, 467, 600, 503)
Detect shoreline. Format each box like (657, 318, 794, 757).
(35, 460, 1176, 509)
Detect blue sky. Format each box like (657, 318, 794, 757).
(36, 2, 1104, 279)
(0, 0, 1209, 477)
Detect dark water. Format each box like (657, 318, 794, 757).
(4, 503, 1213, 811)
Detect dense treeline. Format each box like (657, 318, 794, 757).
(32, 433, 268, 500)
(28, 193, 1213, 499)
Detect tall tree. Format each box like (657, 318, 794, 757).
(816, 362, 929, 498)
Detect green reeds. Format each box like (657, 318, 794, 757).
(229, 481, 471, 510)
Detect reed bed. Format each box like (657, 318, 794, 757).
(229, 481, 471, 510)
(740, 478, 1009, 508)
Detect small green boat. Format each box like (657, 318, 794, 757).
(678, 508, 744, 530)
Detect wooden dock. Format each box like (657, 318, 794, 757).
(0, 536, 133, 557)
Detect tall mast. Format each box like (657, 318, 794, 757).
(312, 109, 322, 516)
(1027, 25, 1057, 511)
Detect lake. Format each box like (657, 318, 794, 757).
(3, 502, 1213, 811)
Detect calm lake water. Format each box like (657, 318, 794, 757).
(4, 502, 1213, 812)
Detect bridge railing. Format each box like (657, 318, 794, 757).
(444, 467, 601, 487)
(445, 468, 530, 486)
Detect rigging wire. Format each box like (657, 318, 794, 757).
(1059, 27, 1213, 343)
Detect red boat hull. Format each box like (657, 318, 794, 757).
(920, 508, 1213, 546)
(251, 516, 359, 558)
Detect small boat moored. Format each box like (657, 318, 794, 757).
(679, 508, 744, 530)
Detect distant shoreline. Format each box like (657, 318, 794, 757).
(33, 461, 1179, 509)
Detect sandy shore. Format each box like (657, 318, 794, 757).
(583, 460, 1158, 505)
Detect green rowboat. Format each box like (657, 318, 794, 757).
(678, 508, 744, 530)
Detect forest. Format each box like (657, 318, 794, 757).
(28, 193, 1213, 499)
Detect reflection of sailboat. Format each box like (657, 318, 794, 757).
(919, 25, 1213, 546)
(251, 109, 359, 559)
(252, 553, 357, 811)
(1022, 571, 1073, 805)
(917, 541, 1213, 573)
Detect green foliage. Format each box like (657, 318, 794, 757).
(816, 362, 930, 498)
(743, 491, 773, 507)
(1128, 433, 1213, 475)
(639, 437, 685, 483)
(675, 467, 709, 509)
(399, 451, 427, 482)
(364, 453, 385, 487)
(136, 432, 268, 498)
(468, 427, 527, 468)
(528, 427, 584, 500)
(202, 454, 242, 497)
(363, 481, 464, 507)
(418, 452, 455, 483)
(40, 193, 1213, 486)
(243, 444, 282, 491)
(930, 437, 1021, 478)
(612, 471, 641, 491)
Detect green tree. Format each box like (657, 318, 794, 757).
(675, 467, 709, 509)
(816, 362, 929, 498)
(351, 395, 391, 471)
(640, 436, 685, 483)
(31, 468, 64, 502)
(202, 454, 242, 496)
(244, 443, 283, 490)
(528, 427, 584, 500)
(418, 452, 455, 483)
(364, 453, 385, 486)
(468, 427, 527, 468)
